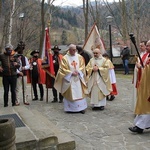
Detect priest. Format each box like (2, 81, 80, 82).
(54, 44, 88, 114)
(129, 40, 150, 133)
(86, 48, 112, 111)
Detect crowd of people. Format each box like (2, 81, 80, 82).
(0, 42, 115, 110)
(0, 40, 150, 133)
(0, 42, 46, 106)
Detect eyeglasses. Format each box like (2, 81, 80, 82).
(93, 52, 98, 54)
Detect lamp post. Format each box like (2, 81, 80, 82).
(106, 16, 113, 62)
(19, 13, 25, 41)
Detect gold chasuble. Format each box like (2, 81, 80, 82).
(86, 56, 112, 102)
(106, 59, 114, 69)
(135, 64, 150, 115)
(54, 52, 87, 101)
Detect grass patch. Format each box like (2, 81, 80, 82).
(116, 73, 133, 79)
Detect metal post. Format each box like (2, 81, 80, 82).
(106, 16, 113, 62)
(19, 13, 25, 41)
(109, 24, 113, 62)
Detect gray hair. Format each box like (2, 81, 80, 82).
(5, 43, 13, 49)
(146, 40, 150, 46)
(68, 44, 76, 50)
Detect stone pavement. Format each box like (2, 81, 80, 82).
(0, 74, 150, 150)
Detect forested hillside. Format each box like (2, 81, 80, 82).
(0, 0, 149, 54)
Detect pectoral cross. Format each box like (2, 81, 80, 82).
(71, 60, 77, 69)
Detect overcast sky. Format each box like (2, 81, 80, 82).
(53, 0, 119, 7)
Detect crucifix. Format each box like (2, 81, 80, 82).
(71, 60, 77, 70)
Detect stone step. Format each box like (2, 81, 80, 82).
(13, 106, 75, 150)
(14, 106, 57, 150)
(31, 109, 76, 150)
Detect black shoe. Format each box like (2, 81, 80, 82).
(51, 100, 57, 103)
(92, 107, 99, 111)
(99, 106, 105, 111)
(109, 95, 115, 101)
(92, 107, 96, 110)
(106, 96, 109, 100)
(12, 104, 15, 106)
(32, 97, 38, 101)
(4, 104, 8, 107)
(51, 99, 58, 103)
(40, 98, 43, 101)
(80, 110, 85, 114)
(128, 126, 143, 133)
(59, 98, 63, 103)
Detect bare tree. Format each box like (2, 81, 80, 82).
(0, 1, 12, 52)
(89, 0, 100, 28)
(0, 0, 2, 15)
(120, 0, 128, 43)
(83, 0, 89, 40)
(0, 0, 41, 52)
(103, 0, 149, 47)
(88, 0, 108, 38)
(8, 0, 15, 44)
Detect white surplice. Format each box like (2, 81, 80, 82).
(63, 53, 87, 112)
(134, 114, 150, 129)
(109, 69, 116, 84)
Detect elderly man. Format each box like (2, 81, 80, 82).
(54, 44, 87, 114)
(86, 48, 112, 111)
(129, 40, 150, 133)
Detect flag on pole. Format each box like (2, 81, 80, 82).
(83, 23, 106, 56)
(42, 27, 55, 78)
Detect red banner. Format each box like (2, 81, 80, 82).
(42, 28, 55, 78)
